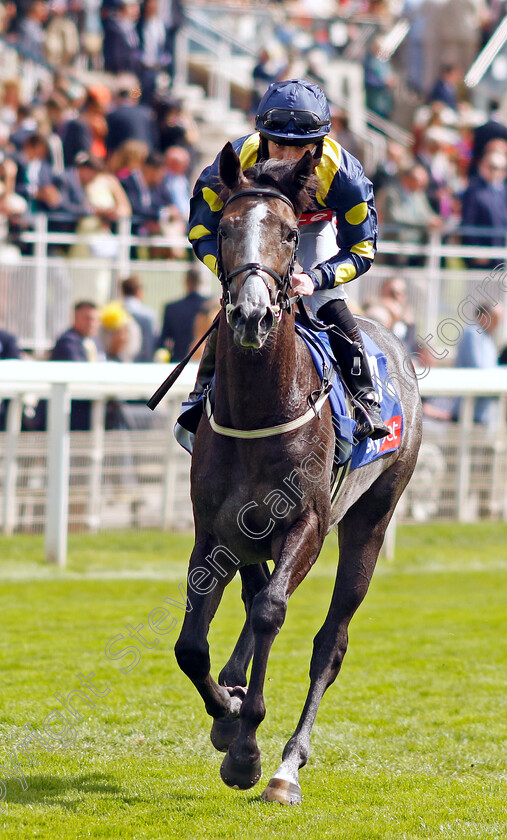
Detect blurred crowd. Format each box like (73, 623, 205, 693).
(1, 0, 507, 432)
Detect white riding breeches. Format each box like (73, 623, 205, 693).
(296, 219, 348, 316)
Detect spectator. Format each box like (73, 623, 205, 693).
(45, 0, 80, 68)
(99, 300, 141, 362)
(402, 0, 428, 95)
(9, 105, 40, 152)
(0, 150, 28, 219)
(164, 0, 184, 85)
(120, 275, 157, 361)
(15, 133, 60, 213)
(371, 139, 408, 192)
(461, 150, 507, 264)
(429, 65, 461, 111)
(61, 85, 111, 167)
(438, 0, 488, 83)
(110, 138, 150, 179)
(154, 95, 198, 158)
(453, 302, 504, 424)
(363, 36, 396, 120)
(364, 275, 417, 352)
(52, 151, 98, 226)
(163, 144, 190, 219)
(119, 150, 179, 233)
(0, 325, 22, 431)
(158, 266, 206, 361)
(192, 295, 220, 361)
(38, 301, 103, 431)
(102, 0, 142, 75)
(329, 107, 363, 162)
(0, 326, 21, 359)
(66, 152, 131, 253)
(376, 163, 442, 258)
(106, 88, 156, 155)
(416, 125, 459, 216)
(251, 47, 287, 115)
(0, 79, 21, 129)
(137, 0, 172, 104)
(95, 301, 141, 430)
(17, 0, 48, 62)
(470, 102, 507, 175)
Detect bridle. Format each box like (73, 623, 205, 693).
(217, 187, 301, 327)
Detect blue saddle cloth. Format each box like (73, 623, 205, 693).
(296, 322, 403, 471)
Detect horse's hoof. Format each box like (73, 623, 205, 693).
(220, 749, 262, 790)
(261, 778, 302, 805)
(210, 717, 241, 752)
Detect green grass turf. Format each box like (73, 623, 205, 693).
(1, 523, 506, 839)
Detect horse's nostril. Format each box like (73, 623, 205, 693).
(260, 310, 275, 333)
(230, 306, 244, 330)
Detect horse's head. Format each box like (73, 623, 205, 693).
(217, 142, 315, 349)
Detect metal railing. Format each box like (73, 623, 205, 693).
(4, 216, 507, 355)
(1, 362, 506, 565)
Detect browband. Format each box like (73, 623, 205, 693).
(222, 188, 296, 214)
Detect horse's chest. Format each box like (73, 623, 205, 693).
(192, 451, 304, 538)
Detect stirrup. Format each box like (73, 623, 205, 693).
(354, 401, 390, 442)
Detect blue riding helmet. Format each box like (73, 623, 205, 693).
(255, 80, 332, 147)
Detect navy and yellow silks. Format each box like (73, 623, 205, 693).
(188, 134, 377, 291)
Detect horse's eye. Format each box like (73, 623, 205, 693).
(220, 229, 228, 240)
(286, 230, 298, 242)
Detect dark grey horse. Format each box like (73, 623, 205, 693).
(174, 143, 422, 804)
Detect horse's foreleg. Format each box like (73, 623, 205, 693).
(174, 535, 240, 721)
(210, 563, 272, 753)
(220, 514, 323, 791)
(219, 562, 271, 688)
(262, 476, 399, 805)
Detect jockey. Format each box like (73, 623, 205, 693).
(186, 79, 389, 441)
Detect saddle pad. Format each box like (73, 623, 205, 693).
(295, 323, 404, 471)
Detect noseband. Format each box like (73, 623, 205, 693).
(217, 188, 300, 325)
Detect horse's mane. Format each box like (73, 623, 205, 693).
(222, 159, 318, 216)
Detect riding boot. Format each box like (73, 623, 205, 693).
(317, 299, 390, 441)
(177, 327, 218, 435)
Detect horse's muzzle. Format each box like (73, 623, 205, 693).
(229, 304, 276, 349)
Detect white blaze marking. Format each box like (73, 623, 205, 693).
(245, 204, 269, 264)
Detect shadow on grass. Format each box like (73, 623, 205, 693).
(5, 771, 136, 811)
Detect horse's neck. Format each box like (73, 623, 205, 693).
(215, 314, 305, 428)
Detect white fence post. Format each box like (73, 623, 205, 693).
(87, 398, 106, 533)
(457, 396, 474, 522)
(425, 230, 441, 336)
(2, 396, 22, 535)
(45, 382, 71, 566)
(34, 214, 49, 358)
(161, 399, 181, 530)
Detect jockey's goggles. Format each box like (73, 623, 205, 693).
(258, 108, 329, 133)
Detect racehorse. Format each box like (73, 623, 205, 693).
(174, 142, 422, 805)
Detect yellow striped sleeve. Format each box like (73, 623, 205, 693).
(188, 224, 211, 241)
(334, 263, 357, 285)
(345, 202, 368, 225)
(203, 254, 218, 275)
(239, 133, 261, 170)
(350, 240, 375, 260)
(315, 137, 341, 206)
(202, 187, 224, 212)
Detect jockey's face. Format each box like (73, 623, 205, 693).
(267, 141, 316, 161)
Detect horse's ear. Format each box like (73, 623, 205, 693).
(219, 142, 246, 190)
(292, 150, 315, 191)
